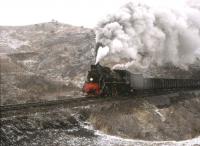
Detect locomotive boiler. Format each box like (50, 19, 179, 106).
(83, 64, 200, 96)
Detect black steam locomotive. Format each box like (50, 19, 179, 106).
(83, 64, 200, 96)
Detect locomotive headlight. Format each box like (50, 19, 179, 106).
(90, 78, 93, 81)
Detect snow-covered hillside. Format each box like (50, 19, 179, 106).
(0, 22, 95, 105)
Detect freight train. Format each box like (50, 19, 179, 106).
(83, 64, 200, 96)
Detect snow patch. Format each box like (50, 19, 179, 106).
(154, 109, 166, 121)
(0, 31, 30, 50)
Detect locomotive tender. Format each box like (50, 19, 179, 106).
(83, 64, 200, 96)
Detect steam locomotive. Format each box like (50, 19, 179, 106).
(83, 64, 200, 96)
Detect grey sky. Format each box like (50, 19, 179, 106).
(0, 0, 186, 28)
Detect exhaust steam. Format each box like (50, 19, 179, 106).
(95, 0, 200, 70)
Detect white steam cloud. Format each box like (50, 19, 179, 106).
(95, 46, 109, 64)
(95, 0, 200, 70)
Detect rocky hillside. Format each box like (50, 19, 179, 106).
(1, 90, 200, 145)
(0, 22, 95, 105)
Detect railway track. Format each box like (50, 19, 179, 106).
(0, 96, 99, 112)
(1, 88, 199, 113)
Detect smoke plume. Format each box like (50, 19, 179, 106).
(95, 0, 200, 70)
(95, 46, 109, 64)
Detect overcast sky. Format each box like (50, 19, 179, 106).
(0, 0, 186, 28)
